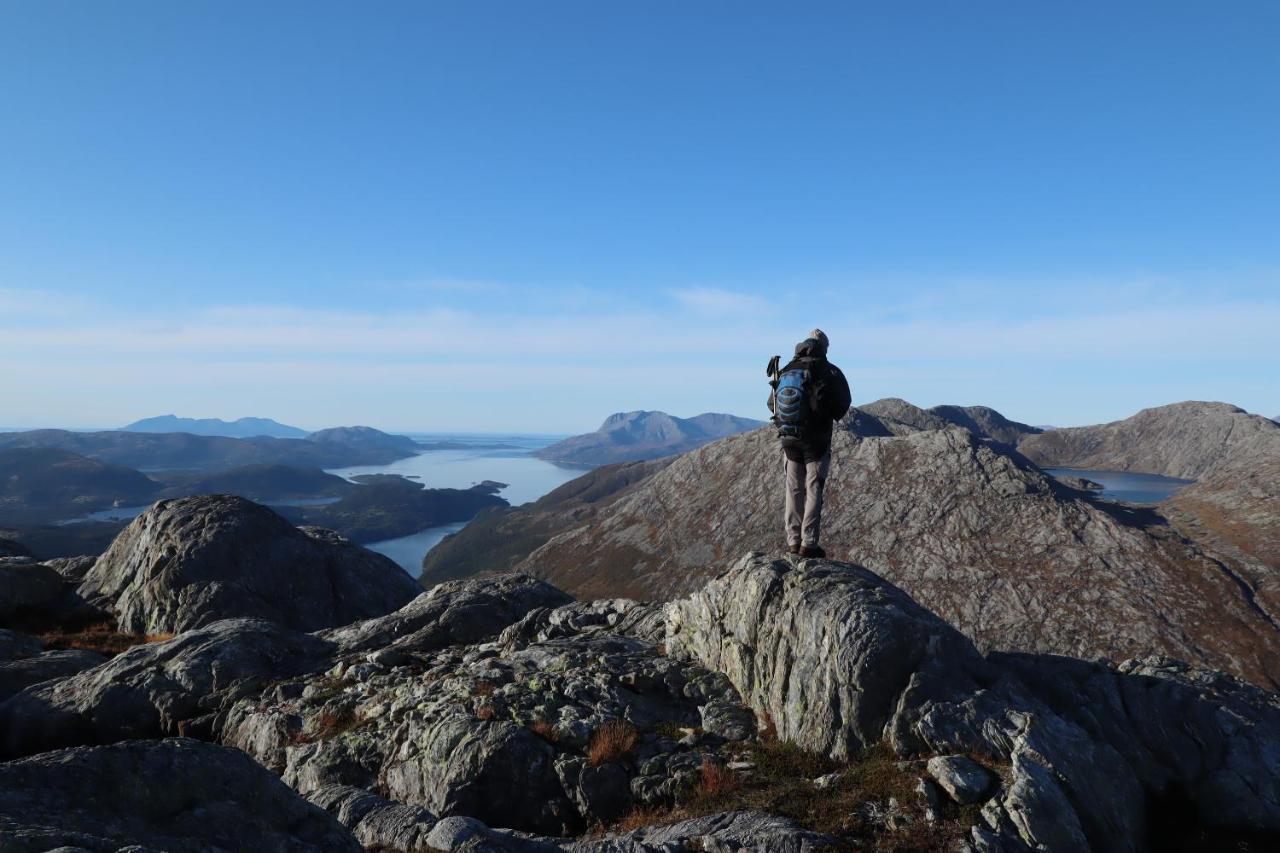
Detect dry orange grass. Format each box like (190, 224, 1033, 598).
(530, 718, 560, 743)
(588, 718, 639, 766)
(38, 619, 150, 657)
(698, 757, 740, 796)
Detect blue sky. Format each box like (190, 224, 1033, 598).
(2, 2, 1277, 432)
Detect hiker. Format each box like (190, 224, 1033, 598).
(767, 328, 851, 558)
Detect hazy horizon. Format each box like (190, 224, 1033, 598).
(3, 3, 1277, 430)
(1, 396, 1275, 438)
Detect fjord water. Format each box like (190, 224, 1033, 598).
(1045, 468, 1193, 503)
(325, 434, 581, 574)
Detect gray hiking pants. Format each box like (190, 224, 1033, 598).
(784, 449, 830, 548)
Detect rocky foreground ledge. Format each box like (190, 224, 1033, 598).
(2, 529, 1280, 849)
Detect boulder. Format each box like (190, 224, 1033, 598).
(564, 810, 836, 852)
(0, 558, 67, 620)
(0, 647, 106, 701)
(0, 617, 334, 757)
(322, 572, 572, 654)
(0, 737, 360, 851)
(43, 555, 97, 584)
(225, 590, 752, 835)
(667, 553, 1280, 852)
(306, 783, 437, 851)
(927, 754, 993, 804)
(78, 495, 420, 633)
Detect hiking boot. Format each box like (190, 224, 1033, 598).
(788, 543, 801, 555)
(799, 545, 827, 559)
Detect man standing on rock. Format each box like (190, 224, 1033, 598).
(767, 329, 851, 558)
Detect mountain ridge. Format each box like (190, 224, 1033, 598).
(533, 410, 763, 466)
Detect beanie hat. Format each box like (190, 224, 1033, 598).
(808, 328, 829, 349)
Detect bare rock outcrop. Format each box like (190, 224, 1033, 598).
(667, 553, 1280, 852)
(0, 617, 334, 757)
(0, 642, 104, 702)
(224, 595, 752, 836)
(0, 557, 67, 620)
(0, 737, 361, 851)
(78, 495, 421, 633)
(322, 572, 572, 654)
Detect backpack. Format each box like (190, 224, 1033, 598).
(773, 367, 812, 440)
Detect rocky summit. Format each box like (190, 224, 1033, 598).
(492, 417, 1280, 688)
(77, 494, 422, 633)
(2, 546, 1280, 851)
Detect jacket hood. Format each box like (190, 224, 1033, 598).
(795, 338, 828, 358)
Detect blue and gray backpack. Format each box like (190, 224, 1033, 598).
(773, 367, 811, 439)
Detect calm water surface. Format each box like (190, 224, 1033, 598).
(1046, 468, 1193, 504)
(326, 434, 583, 575)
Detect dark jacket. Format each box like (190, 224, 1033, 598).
(768, 339, 852, 457)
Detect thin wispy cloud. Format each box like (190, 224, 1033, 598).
(3, 276, 1277, 431)
(670, 287, 769, 315)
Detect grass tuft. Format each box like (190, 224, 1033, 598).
(698, 757, 741, 797)
(530, 718, 560, 743)
(588, 718, 639, 766)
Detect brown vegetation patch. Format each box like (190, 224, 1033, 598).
(36, 618, 168, 658)
(529, 718, 560, 743)
(588, 718, 639, 766)
(291, 706, 367, 744)
(698, 757, 740, 797)
(611, 742, 976, 850)
(475, 704, 496, 721)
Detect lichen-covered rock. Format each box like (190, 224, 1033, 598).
(78, 495, 421, 633)
(0, 737, 360, 852)
(563, 810, 837, 852)
(42, 555, 97, 584)
(225, 602, 752, 835)
(322, 572, 573, 654)
(667, 552, 979, 759)
(0, 617, 333, 757)
(668, 553, 1280, 852)
(306, 783, 437, 851)
(927, 754, 993, 804)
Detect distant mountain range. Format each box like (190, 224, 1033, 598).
(120, 415, 309, 439)
(533, 410, 764, 466)
(0, 425, 420, 473)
